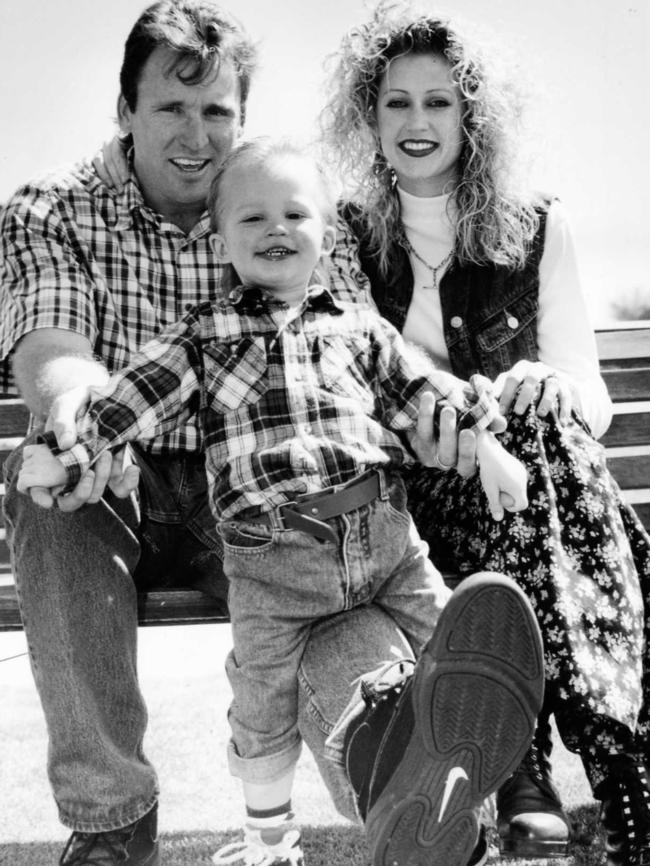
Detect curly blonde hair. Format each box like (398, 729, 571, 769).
(320, 1, 539, 274)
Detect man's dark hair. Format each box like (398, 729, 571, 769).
(120, 0, 257, 123)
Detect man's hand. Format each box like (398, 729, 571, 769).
(408, 391, 478, 478)
(494, 360, 573, 424)
(43, 386, 140, 511)
(23, 450, 140, 512)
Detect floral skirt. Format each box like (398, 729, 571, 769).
(403, 407, 650, 789)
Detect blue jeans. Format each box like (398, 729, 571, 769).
(3, 438, 444, 830)
(3, 434, 226, 832)
(222, 470, 450, 785)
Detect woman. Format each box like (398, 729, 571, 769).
(319, 3, 650, 862)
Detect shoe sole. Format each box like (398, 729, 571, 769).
(366, 572, 545, 866)
(500, 837, 570, 858)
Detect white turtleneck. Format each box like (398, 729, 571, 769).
(398, 187, 612, 438)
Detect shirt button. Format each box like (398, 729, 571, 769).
(450, 316, 463, 329)
(507, 315, 519, 329)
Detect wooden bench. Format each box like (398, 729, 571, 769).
(1, 320, 649, 632)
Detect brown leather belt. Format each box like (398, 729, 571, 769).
(247, 470, 382, 543)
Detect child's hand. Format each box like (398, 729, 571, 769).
(477, 432, 528, 521)
(92, 135, 129, 192)
(17, 444, 67, 498)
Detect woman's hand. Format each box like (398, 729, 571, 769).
(494, 360, 573, 424)
(92, 135, 130, 192)
(408, 391, 478, 478)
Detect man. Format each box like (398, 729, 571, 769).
(0, 2, 543, 865)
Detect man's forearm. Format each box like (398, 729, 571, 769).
(12, 328, 110, 420)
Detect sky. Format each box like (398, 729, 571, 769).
(1, 0, 648, 322)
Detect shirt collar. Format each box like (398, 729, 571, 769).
(229, 282, 344, 317)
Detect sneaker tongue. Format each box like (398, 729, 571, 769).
(346, 680, 414, 820)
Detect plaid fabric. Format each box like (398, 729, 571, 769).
(0, 158, 370, 452)
(51, 283, 498, 520)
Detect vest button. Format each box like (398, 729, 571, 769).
(450, 316, 463, 329)
(507, 315, 519, 329)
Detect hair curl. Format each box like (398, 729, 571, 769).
(320, 0, 539, 274)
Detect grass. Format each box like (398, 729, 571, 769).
(0, 624, 604, 865)
(0, 817, 608, 866)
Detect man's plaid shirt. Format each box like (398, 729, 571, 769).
(50, 284, 499, 521)
(0, 159, 370, 453)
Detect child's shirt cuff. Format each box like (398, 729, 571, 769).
(37, 430, 92, 491)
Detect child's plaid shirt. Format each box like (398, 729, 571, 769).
(50, 283, 500, 521)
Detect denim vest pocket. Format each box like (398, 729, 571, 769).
(473, 293, 539, 376)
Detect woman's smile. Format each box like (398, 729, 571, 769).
(399, 139, 439, 157)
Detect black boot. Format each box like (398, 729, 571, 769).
(497, 712, 571, 857)
(600, 757, 650, 866)
(344, 573, 545, 866)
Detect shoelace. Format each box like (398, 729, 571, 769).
(611, 763, 650, 865)
(59, 827, 133, 865)
(212, 828, 303, 866)
(359, 658, 415, 706)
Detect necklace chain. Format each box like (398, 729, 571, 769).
(402, 237, 454, 291)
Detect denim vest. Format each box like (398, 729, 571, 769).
(343, 199, 551, 382)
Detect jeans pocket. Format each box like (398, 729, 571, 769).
(219, 520, 275, 553)
(383, 473, 411, 527)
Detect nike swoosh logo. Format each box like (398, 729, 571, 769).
(438, 766, 469, 822)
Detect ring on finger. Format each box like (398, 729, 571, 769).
(433, 451, 455, 471)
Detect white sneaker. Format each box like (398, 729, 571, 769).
(212, 823, 304, 866)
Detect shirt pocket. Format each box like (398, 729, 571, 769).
(317, 334, 373, 407)
(203, 337, 269, 414)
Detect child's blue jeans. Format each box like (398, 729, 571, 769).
(221, 469, 450, 786)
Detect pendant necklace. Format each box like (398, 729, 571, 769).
(403, 237, 454, 291)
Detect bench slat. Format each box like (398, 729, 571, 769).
(0, 584, 230, 631)
(600, 369, 650, 402)
(596, 326, 650, 360)
(606, 450, 650, 491)
(0, 400, 30, 436)
(0, 585, 22, 630)
(602, 410, 650, 448)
